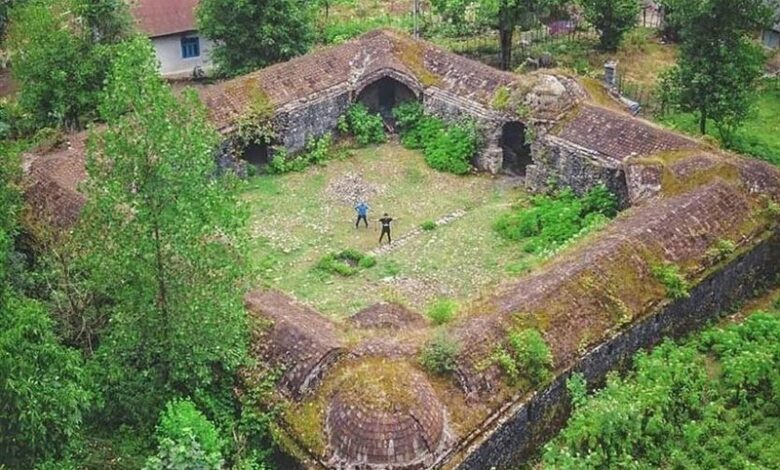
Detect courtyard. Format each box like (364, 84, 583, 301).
(243, 142, 533, 319)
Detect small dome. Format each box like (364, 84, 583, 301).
(326, 361, 445, 468)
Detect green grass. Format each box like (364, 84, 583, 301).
(242, 143, 532, 319)
(659, 84, 780, 167)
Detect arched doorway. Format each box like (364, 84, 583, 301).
(500, 121, 533, 176)
(356, 76, 418, 122)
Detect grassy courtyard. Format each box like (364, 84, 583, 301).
(242, 143, 532, 320)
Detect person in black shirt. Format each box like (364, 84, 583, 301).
(378, 213, 393, 244)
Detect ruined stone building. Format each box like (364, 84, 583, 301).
(22, 30, 780, 469)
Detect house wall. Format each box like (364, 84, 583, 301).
(151, 31, 214, 78)
(449, 232, 780, 469)
(763, 29, 780, 49)
(275, 88, 352, 154)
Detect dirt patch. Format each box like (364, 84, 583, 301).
(382, 275, 453, 307)
(323, 171, 385, 206)
(349, 302, 426, 330)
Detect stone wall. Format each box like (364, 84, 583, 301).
(276, 89, 352, 153)
(526, 134, 630, 207)
(449, 233, 780, 469)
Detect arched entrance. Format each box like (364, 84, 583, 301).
(500, 121, 533, 176)
(356, 76, 418, 122)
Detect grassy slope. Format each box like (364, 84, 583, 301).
(660, 84, 780, 167)
(242, 143, 530, 319)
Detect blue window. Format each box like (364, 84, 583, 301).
(181, 37, 200, 59)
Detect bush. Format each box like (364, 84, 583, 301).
(494, 185, 619, 254)
(316, 249, 375, 277)
(426, 298, 458, 325)
(144, 399, 223, 470)
(494, 328, 554, 386)
(652, 263, 690, 299)
(420, 220, 437, 231)
(265, 134, 333, 174)
(543, 311, 780, 468)
(338, 103, 386, 146)
(393, 103, 479, 175)
(706, 238, 736, 262)
(420, 332, 460, 376)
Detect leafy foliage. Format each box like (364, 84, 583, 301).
(5, 0, 131, 131)
(544, 310, 780, 469)
(197, 0, 315, 76)
(338, 103, 386, 146)
(651, 263, 690, 300)
(393, 102, 479, 175)
(144, 399, 224, 470)
(316, 249, 376, 276)
(578, 0, 639, 51)
(78, 38, 249, 426)
(493, 328, 553, 385)
(0, 296, 90, 468)
(494, 185, 618, 254)
(420, 331, 460, 376)
(266, 133, 336, 174)
(659, 0, 774, 138)
(426, 298, 459, 325)
(420, 220, 438, 231)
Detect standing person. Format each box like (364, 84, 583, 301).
(355, 201, 369, 228)
(378, 213, 394, 244)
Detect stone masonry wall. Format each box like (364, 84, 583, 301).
(276, 89, 352, 153)
(449, 233, 780, 469)
(526, 134, 630, 207)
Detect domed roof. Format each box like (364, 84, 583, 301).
(325, 361, 446, 468)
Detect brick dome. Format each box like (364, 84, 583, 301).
(325, 361, 445, 468)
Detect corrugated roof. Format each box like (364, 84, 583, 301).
(131, 0, 199, 38)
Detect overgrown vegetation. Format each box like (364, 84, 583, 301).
(494, 185, 618, 254)
(544, 309, 780, 468)
(426, 298, 459, 325)
(420, 220, 438, 231)
(266, 133, 340, 174)
(420, 331, 460, 376)
(338, 103, 387, 146)
(651, 262, 690, 300)
(394, 101, 479, 175)
(492, 328, 554, 386)
(144, 399, 224, 469)
(317, 249, 376, 277)
(197, 0, 315, 77)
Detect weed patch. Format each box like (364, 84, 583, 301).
(316, 249, 376, 277)
(492, 328, 554, 386)
(420, 331, 460, 376)
(426, 298, 458, 325)
(652, 263, 690, 299)
(338, 103, 386, 146)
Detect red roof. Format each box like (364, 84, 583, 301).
(131, 0, 200, 38)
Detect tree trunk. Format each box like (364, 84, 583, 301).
(699, 107, 707, 135)
(500, 26, 513, 71)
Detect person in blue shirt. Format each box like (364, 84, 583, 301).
(355, 201, 369, 228)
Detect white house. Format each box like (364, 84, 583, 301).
(131, 0, 214, 77)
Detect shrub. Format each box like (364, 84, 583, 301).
(420, 332, 460, 376)
(426, 298, 458, 325)
(706, 238, 736, 262)
(265, 134, 333, 174)
(316, 249, 375, 277)
(393, 104, 479, 175)
(420, 220, 437, 231)
(652, 263, 690, 299)
(144, 399, 223, 470)
(338, 103, 386, 146)
(494, 185, 619, 254)
(494, 328, 554, 386)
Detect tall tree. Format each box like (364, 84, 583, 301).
(578, 0, 639, 51)
(79, 37, 248, 425)
(197, 0, 315, 77)
(431, 0, 564, 71)
(661, 0, 775, 137)
(5, 0, 131, 130)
